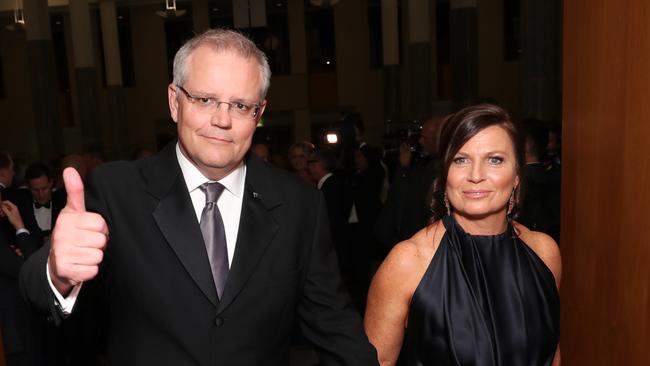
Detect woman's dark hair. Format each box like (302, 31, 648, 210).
(430, 103, 526, 222)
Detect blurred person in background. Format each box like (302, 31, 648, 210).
(288, 141, 315, 185)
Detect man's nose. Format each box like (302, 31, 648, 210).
(210, 103, 233, 128)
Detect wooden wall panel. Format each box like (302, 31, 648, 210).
(562, 0, 650, 364)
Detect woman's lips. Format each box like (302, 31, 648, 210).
(463, 190, 490, 198)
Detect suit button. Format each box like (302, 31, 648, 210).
(214, 316, 224, 327)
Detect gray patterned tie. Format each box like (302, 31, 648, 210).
(200, 182, 229, 300)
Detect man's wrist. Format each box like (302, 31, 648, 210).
(47, 259, 73, 297)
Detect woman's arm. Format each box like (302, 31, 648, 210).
(513, 222, 562, 287)
(552, 344, 561, 366)
(364, 241, 419, 365)
(365, 220, 445, 366)
(514, 222, 562, 366)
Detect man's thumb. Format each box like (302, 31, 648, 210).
(63, 167, 86, 212)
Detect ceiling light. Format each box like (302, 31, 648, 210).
(156, 0, 187, 18)
(6, 0, 25, 31)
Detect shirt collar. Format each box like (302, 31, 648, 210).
(317, 172, 333, 189)
(175, 143, 246, 197)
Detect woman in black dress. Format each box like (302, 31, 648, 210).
(364, 104, 561, 366)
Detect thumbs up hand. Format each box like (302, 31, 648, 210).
(48, 168, 109, 296)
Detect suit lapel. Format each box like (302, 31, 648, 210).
(217, 155, 281, 313)
(146, 143, 219, 307)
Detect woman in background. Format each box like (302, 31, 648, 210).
(288, 141, 315, 185)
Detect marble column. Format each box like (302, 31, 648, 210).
(520, 0, 562, 121)
(70, 0, 102, 150)
(192, 0, 210, 33)
(288, 0, 310, 142)
(406, 0, 432, 120)
(99, 0, 127, 159)
(450, 0, 478, 109)
(382, 0, 400, 124)
(24, 0, 63, 159)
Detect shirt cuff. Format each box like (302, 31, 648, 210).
(46, 262, 82, 315)
(16, 228, 30, 235)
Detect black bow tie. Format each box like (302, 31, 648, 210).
(34, 201, 51, 209)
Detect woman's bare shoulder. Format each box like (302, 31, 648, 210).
(407, 220, 447, 259)
(374, 221, 447, 292)
(514, 222, 562, 287)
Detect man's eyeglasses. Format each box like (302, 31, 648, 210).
(176, 85, 264, 120)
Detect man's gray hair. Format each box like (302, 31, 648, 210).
(172, 28, 271, 99)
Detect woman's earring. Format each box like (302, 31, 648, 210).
(444, 191, 451, 216)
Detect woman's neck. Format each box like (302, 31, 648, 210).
(452, 210, 508, 236)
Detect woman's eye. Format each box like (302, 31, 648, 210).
(452, 157, 467, 164)
(488, 156, 504, 165)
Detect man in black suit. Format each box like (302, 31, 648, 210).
(20, 29, 377, 365)
(308, 148, 352, 278)
(518, 120, 560, 241)
(16, 163, 66, 240)
(1, 198, 40, 366)
(374, 116, 446, 251)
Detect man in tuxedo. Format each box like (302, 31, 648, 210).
(20, 29, 377, 365)
(18, 163, 66, 240)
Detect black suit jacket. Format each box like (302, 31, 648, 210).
(518, 163, 560, 240)
(20, 143, 378, 366)
(375, 157, 439, 249)
(12, 187, 65, 239)
(319, 174, 352, 247)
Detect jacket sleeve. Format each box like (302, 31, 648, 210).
(19, 240, 64, 321)
(0, 230, 40, 278)
(296, 193, 379, 366)
(0, 242, 24, 278)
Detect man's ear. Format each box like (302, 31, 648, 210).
(168, 84, 179, 123)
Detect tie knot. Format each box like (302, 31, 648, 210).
(201, 182, 225, 204)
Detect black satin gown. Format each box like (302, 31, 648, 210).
(398, 215, 559, 366)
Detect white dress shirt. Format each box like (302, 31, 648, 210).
(34, 204, 52, 231)
(49, 143, 246, 313)
(176, 143, 245, 267)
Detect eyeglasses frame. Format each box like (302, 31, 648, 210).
(175, 84, 265, 119)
